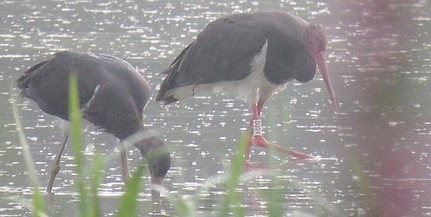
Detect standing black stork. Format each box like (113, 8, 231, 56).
(17, 51, 171, 199)
(156, 11, 337, 160)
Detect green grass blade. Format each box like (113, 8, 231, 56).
(116, 164, 145, 217)
(263, 186, 284, 217)
(88, 153, 105, 217)
(351, 157, 379, 216)
(172, 197, 196, 217)
(68, 73, 83, 168)
(68, 73, 88, 216)
(31, 190, 47, 217)
(217, 132, 248, 217)
(10, 88, 47, 217)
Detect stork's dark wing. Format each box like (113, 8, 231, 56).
(156, 15, 268, 103)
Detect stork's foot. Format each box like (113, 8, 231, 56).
(250, 135, 313, 159)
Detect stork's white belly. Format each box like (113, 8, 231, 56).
(171, 39, 284, 104)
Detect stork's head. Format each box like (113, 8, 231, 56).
(306, 24, 337, 109)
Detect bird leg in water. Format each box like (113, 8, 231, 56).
(46, 134, 69, 194)
(119, 142, 131, 182)
(247, 103, 312, 160)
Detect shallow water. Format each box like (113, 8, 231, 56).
(1, 0, 431, 216)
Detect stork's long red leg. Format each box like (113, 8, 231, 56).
(245, 103, 263, 160)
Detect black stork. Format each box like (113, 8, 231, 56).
(156, 11, 337, 160)
(17, 51, 171, 199)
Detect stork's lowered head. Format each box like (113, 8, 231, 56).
(134, 133, 171, 201)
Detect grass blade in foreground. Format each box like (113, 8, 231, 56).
(68, 73, 91, 216)
(116, 164, 145, 217)
(217, 132, 248, 217)
(351, 157, 379, 216)
(88, 153, 105, 217)
(10, 88, 47, 217)
(263, 186, 284, 217)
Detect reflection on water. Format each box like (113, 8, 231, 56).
(1, 0, 431, 216)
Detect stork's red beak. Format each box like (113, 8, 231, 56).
(316, 52, 337, 109)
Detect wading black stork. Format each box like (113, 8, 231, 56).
(156, 11, 336, 160)
(17, 51, 171, 199)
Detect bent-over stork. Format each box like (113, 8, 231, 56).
(17, 51, 171, 199)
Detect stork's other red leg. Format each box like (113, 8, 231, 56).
(245, 103, 263, 160)
(47, 134, 69, 194)
(247, 102, 313, 159)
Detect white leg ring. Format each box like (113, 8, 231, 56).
(252, 119, 264, 137)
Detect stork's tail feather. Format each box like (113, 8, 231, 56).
(155, 67, 180, 104)
(16, 61, 47, 90)
(157, 42, 196, 104)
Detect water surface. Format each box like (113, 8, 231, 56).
(1, 0, 430, 216)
